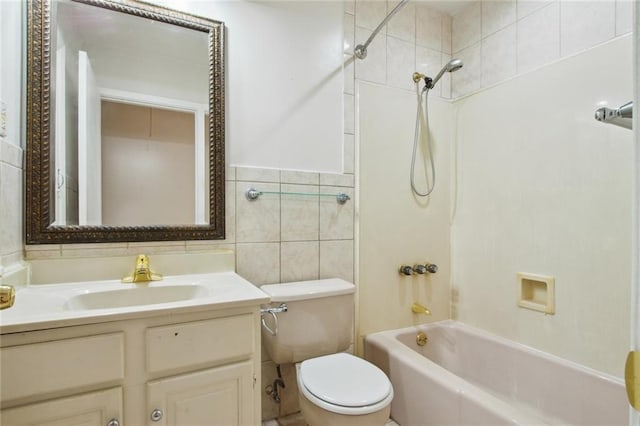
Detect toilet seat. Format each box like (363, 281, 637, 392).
(297, 353, 394, 416)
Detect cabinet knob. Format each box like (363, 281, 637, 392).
(107, 419, 120, 426)
(150, 408, 164, 422)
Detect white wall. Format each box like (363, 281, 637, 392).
(151, 0, 345, 173)
(452, 36, 633, 378)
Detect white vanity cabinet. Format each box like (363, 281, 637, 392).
(0, 307, 262, 426)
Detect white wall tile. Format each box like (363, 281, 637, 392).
(442, 14, 452, 54)
(320, 187, 354, 240)
(320, 240, 354, 282)
(320, 173, 355, 187)
(386, 36, 416, 91)
(344, 133, 355, 174)
(236, 242, 280, 285)
(416, 4, 443, 51)
(0, 141, 22, 169)
(281, 171, 319, 185)
(226, 166, 236, 181)
(344, 55, 355, 94)
(387, 0, 416, 43)
(452, 42, 482, 97)
(24, 245, 62, 260)
(560, 0, 615, 57)
(236, 182, 280, 243)
(517, 2, 560, 73)
(441, 53, 452, 98)
(344, 12, 355, 54)
(344, 93, 355, 134)
(345, 0, 355, 15)
(124, 242, 187, 256)
(236, 167, 280, 183)
(482, 0, 517, 37)
(517, 0, 553, 19)
(452, 2, 481, 53)
(615, 0, 633, 36)
(416, 46, 443, 83)
(0, 163, 22, 256)
(281, 184, 319, 241)
(481, 24, 517, 87)
(225, 181, 237, 243)
(281, 241, 320, 282)
(355, 26, 387, 84)
(355, 0, 387, 31)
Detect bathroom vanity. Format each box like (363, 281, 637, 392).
(0, 268, 269, 426)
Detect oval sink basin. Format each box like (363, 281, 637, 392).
(63, 285, 208, 311)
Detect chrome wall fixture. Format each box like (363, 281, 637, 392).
(399, 263, 438, 276)
(245, 188, 351, 204)
(354, 0, 409, 59)
(594, 101, 633, 129)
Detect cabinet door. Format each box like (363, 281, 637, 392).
(147, 361, 253, 426)
(0, 387, 122, 426)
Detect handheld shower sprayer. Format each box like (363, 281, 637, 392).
(426, 58, 464, 89)
(409, 58, 464, 197)
(412, 58, 463, 92)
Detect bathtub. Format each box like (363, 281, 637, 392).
(364, 320, 627, 426)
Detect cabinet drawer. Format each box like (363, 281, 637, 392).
(0, 387, 122, 426)
(146, 314, 254, 374)
(0, 333, 124, 403)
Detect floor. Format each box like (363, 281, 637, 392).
(262, 414, 400, 426)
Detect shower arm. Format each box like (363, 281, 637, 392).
(354, 0, 410, 60)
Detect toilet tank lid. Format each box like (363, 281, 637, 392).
(261, 279, 355, 302)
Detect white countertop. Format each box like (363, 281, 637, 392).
(0, 272, 270, 334)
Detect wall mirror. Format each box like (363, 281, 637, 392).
(26, 0, 225, 244)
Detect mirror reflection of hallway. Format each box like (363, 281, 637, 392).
(101, 101, 195, 226)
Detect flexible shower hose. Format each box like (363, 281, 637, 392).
(410, 84, 436, 197)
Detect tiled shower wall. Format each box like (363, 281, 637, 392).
(345, 0, 634, 100)
(345, 0, 454, 98)
(451, 0, 634, 97)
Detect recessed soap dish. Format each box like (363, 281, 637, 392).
(517, 273, 555, 314)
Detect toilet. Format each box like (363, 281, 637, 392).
(260, 279, 393, 426)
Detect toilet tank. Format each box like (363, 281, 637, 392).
(260, 279, 355, 365)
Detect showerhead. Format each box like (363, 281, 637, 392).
(426, 58, 464, 89)
(445, 58, 464, 72)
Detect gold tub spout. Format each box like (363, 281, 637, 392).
(411, 302, 431, 315)
(122, 254, 163, 283)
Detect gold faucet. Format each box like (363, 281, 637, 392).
(0, 285, 15, 310)
(122, 254, 163, 283)
(411, 302, 431, 315)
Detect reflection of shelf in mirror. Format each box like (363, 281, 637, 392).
(245, 188, 351, 204)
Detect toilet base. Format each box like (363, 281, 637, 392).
(298, 390, 391, 426)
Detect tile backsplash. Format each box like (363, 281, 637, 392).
(25, 167, 356, 286)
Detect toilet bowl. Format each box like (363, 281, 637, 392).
(296, 353, 393, 426)
(260, 279, 394, 426)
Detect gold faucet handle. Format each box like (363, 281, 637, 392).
(0, 285, 16, 310)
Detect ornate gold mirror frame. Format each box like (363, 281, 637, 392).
(26, 0, 225, 244)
